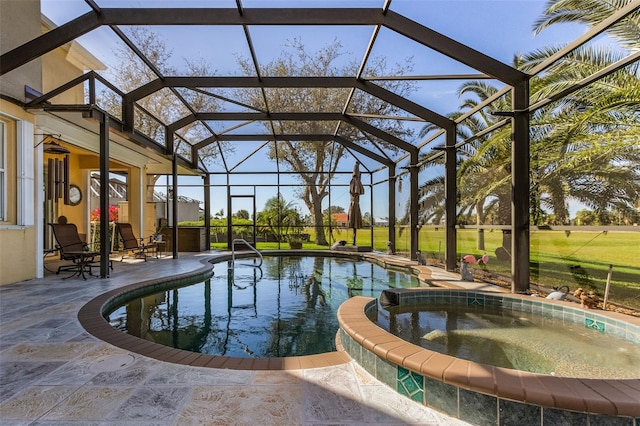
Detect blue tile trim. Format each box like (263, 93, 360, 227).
(585, 317, 606, 333)
(467, 296, 485, 306)
(341, 288, 640, 425)
(397, 366, 424, 403)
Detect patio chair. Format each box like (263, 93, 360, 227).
(49, 221, 97, 277)
(116, 222, 157, 261)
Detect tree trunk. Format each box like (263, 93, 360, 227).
(498, 191, 511, 251)
(475, 200, 485, 250)
(547, 181, 569, 225)
(303, 186, 329, 246)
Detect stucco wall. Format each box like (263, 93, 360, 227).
(55, 154, 87, 234)
(42, 48, 86, 104)
(0, 227, 38, 285)
(0, 0, 42, 101)
(0, 102, 38, 285)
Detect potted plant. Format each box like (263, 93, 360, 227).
(287, 234, 303, 249)
(286, 206, 305, 249)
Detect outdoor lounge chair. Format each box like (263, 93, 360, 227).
(49, 222, 112, 278)
(116, 222, 157, 261)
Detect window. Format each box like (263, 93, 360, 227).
(17, 120, 34, 226)
(0, 121, 5, 221)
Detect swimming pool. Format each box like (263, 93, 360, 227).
(106, 255, 426, 357)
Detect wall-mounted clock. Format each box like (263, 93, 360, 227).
(69, 184, 82, 206)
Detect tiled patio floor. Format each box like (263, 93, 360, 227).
(0, 252, 470, 425)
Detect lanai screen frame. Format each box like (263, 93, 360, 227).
(2, 1, 637, 291)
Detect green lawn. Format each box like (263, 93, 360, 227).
(210, 227, 640, 309)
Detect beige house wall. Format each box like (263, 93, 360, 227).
(0, 0, 42, 101)
(1, 1, 183, 285)
(41, 48, 86, 104)
(40, 15, 105, 104)
(0, 102, 37, 285)
(54, 154, 88, 234)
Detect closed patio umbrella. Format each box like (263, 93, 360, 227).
(348, 163, 364, 245)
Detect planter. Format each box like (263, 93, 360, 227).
(289, 241, 303, 249)
(161, 227, 207, 252)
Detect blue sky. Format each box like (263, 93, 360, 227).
(41, 0, 592, 118)
(40, 0, 605, 218)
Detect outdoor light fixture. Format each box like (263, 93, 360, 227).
(35, 134, 70, 154)
(490, 111, 515, 117)
(43, 141, 70, 154)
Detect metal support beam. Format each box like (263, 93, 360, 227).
(194, 134, 334, 149)
(388, 165, 396, 252)
(131, 77, 453, 131)
(167, 114, 196, 134)
(369, 174, 374, 248)
(445, 125, 457, 271)
(511, 81, 530, 293)
(204, 174, 211, 250)
(122, 100, 134, 132)
(99, 114, 110, 278)
(333, 136, 392, 167)
(253, 189, 257, 245)
(79, 108, 196, 172)
(26, 72, 92, 106)
(357, 81, 453, 129)
(346, 116, 416, 153)
(172, 154, 179, 259)
(100, 7, 384, 26)
(166, 128, 174, 155)
(383, 11, 527, 86)
(88, 74, 96, 105)
(410, 151, 419, 261)
(226, 186, 232, 250)
(0, 11, 103, 75)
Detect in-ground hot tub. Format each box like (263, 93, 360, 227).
(337, 288, 640, 426)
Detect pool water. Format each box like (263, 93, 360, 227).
(107, 255, 424, 357)
(372, 303, 640, 379)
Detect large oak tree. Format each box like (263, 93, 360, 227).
(236, 38, 415, 245)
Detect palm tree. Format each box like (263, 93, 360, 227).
(256, 195, 301, 243)
(417, 48, 638, 246)
(533, 0, 640, 51)
(414, 82, 514, 251)
(414, 0, 639, 253)
(523, 45, 640, 224)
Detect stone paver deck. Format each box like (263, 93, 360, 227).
(0, 251, 471, 425)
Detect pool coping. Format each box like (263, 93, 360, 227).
(337, 291, 640, 419)
(78, 254, 356, 370)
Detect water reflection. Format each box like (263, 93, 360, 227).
(110, 256, 423, 357)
